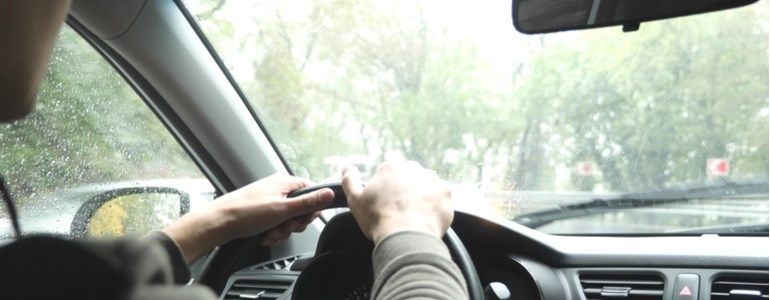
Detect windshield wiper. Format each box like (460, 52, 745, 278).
(513, 180, 768, 229)
(669, 223, 769, 235)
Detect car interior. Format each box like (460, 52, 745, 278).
(0, 0, 767, 299)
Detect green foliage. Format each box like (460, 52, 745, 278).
(88, 193, 180, 238)
(189, 0, 768, 192)
(0, 28, 200, 206)
(3, 1, 766, 229)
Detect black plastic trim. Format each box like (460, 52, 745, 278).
(558, 268, 768, 300)
(65, 17, 234, 195)
(551, 232, 769, 237)
(452, 211, 769, 270)
(513, 255, 568, 300)
(196, 236, 271, 294)
(511, 0, 759, 34)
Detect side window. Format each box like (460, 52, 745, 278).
(0, 27, 214, 239)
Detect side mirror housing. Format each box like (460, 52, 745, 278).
(70, 187, 190, 238)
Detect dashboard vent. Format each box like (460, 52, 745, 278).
(579, 273, 665, 300)
(711, 274, 769, 299)
(252, 255, 301, 271)
(223, 278, 293, 300)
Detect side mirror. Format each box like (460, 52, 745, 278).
(70, 187, 190, 238)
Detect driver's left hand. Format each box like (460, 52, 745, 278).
(163, 174, 335, 263)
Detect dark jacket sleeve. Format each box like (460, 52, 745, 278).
(142, 231, 192, 284)
(129, 231, 218, 300)
(0, 232, 216, 300)
(371, 231, 469, 300)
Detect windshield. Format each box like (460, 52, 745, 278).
(183, 0, 768, 234)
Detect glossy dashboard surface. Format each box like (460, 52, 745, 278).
(220, 211, 769, 300)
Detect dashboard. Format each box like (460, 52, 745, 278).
(218, 211, 769, 300)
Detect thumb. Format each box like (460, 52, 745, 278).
(341, 166, 364, 201)
(282, 188, 334, 218)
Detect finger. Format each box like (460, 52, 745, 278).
(293, 223, 309, 233)
(281, 217, 304, 230)
(287, 211, 319, 226)
(268, 227, 292, 241)
(287, 211, 320, 226)
(280, 175, 316, 194)
(293, 212, 320, 228)
(301, 211, 322, 224)
(341, 166, 364, 199)
(282, 219, 310, 233)
(281, 220, 301, 232)
(282, 188, 334, 217)
(290, 176, 316, 189)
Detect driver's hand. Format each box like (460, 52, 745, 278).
(163, 174, 334, 263)
(214, 174, 336, 246)
(342, 161, 453, 244)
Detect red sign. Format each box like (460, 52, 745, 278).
(707, 158, 729, 177)
(575, 162, 594, 176)
(679, 286, 692, 296)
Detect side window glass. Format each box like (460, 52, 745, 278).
(0, 27, 215, 239)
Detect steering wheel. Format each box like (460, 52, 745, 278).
(288, 182, 485, 300)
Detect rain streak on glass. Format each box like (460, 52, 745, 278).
(0, 28, 212, 239)
(185, 0, 768, 234)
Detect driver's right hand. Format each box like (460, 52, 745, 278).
(341, 160, 453, 244)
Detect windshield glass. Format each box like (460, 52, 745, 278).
(183, 0, 769, 234)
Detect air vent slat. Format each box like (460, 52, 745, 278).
(252, 255, 301, 271)
(260, 292, 284, 298)
(232, 283, 291, 290)
(714, 281, 769, 287)
(584, 288, 602, 294)
(584, 289, 662, 295)
(223, 278, 293, 300)
(581, 279, 664, 285)
(627, 290, 664, 296)
(579, 273, 664, 300)
(711, 274, 769, 300)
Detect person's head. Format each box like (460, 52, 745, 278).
(0, 0, 73, 122)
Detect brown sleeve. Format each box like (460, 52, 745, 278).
(371, 231, 469, 300)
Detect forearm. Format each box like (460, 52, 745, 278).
(160, 174, 333, 264)
(162, 208, 231, 264)
(371, 231, 468, 300)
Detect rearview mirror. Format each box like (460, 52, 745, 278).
(512, 0, 758, 33)
(70, 187, 190, 238)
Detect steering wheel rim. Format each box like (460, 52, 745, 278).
(288, 182, 484, 300)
